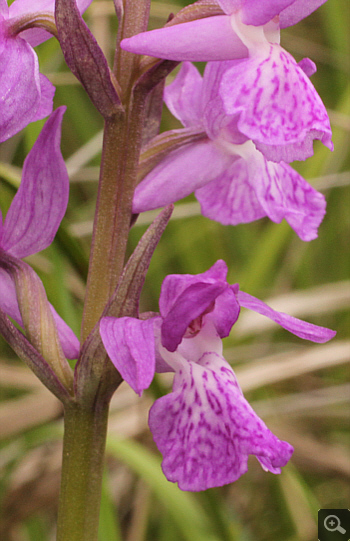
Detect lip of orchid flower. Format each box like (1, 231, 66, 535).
(134, 61, 328, 241)
(218, 41, 333, 162)
(0, 108, 79, 360)
(149, 327, 294, 491)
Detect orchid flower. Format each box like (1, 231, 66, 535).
(121, 0, 332, 162)
(0, 0, 91, 142)
(0, 107, 79, 359)
(134, 62, 327, 241)
(100, 260, 335, 490)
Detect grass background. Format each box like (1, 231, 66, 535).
(0, 0, 349, 539)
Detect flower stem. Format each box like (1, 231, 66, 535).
(81, 1, 151, 342)
(56, 399, 110, 541)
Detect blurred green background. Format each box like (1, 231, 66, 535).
(0, 1, 349, 540)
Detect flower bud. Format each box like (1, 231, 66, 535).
(0, 253, 74, 394)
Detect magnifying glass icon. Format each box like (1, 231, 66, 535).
(324, 515, 346, 534)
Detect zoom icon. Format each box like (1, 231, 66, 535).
(318, 509, 350, 541)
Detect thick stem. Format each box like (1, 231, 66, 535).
(81, 116, 130, 341)
(56, 399, 110, 541)
(81, 1, 152, 342)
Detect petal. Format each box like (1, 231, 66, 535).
(149, 352, 293, 491)
(3, 108, 69, 258)
(161, 282, 227, 352)
(220, 44, 333, 162)
(133, 140, 231, 213)
(211, 287, 241, 338)
(9, 0, 93, 47)
(279, 0, 327, 28)
(0, 268, 23, 325)
(0, 34, 41, 142)
(195, 157, 267, 225)
(0, 267, 78, 358)
(9, 0, 92, 14)
(153, 316, 174, 373)
(50, 306, 80, 360)
(164, 62, 203, 127)
(216, 0, 240, 14)
(33, 74, 55, 121)
(240, 0, 295, 25)
(253, 158, 326, 241)
(201, 60, 249, 143)
(298, 57, 316, 77)
(159, 260, 229, 318)
(100, 317, 156, 396)
(121, 16, 248, 62)
(0, 0, 8, 20)
(237, 290, 337, 342)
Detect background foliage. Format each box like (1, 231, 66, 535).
(0, 1, 349, 539)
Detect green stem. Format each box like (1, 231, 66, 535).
(81, 1, 151, 342)
(81, 116, 129, 341)
(56, 399, 110, 541)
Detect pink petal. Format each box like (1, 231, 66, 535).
(202, 60, 249, 143)
(34, 74, 55, 121)
(253, 158, 327, 241)
(0, 0, 8, 20)
(149, 352, 293, 491)
(298, 57, 317, 77)
(3, 108, 69, 258)
(216, 0, 241, 14)
(9, 0, 93, 46)
(196, 145, 325, 240)
(50, 306, 80, 360)
(159, 260, 229, 319)
(220, 44, 333, 162)
(237, 290, 337, 342)
(9, 0, 92, 14)
(211, 287, 241, 338)
(153, 316, 174, 373)
(0, 268, 23, 324)
(0, 34, 41, 142)
(279, 0, 327, 28)
(121, 16, 248, 62)
(100, 317, 155, 396)
(217, 0, 327, 27)
(133, 140, 231, 213)
(240, 0, 295, 25)
(0, 268, 79, 358)
(195, 157, 267, 225)
(161, 282, 227, 352)
(164, 62, 203, 128)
